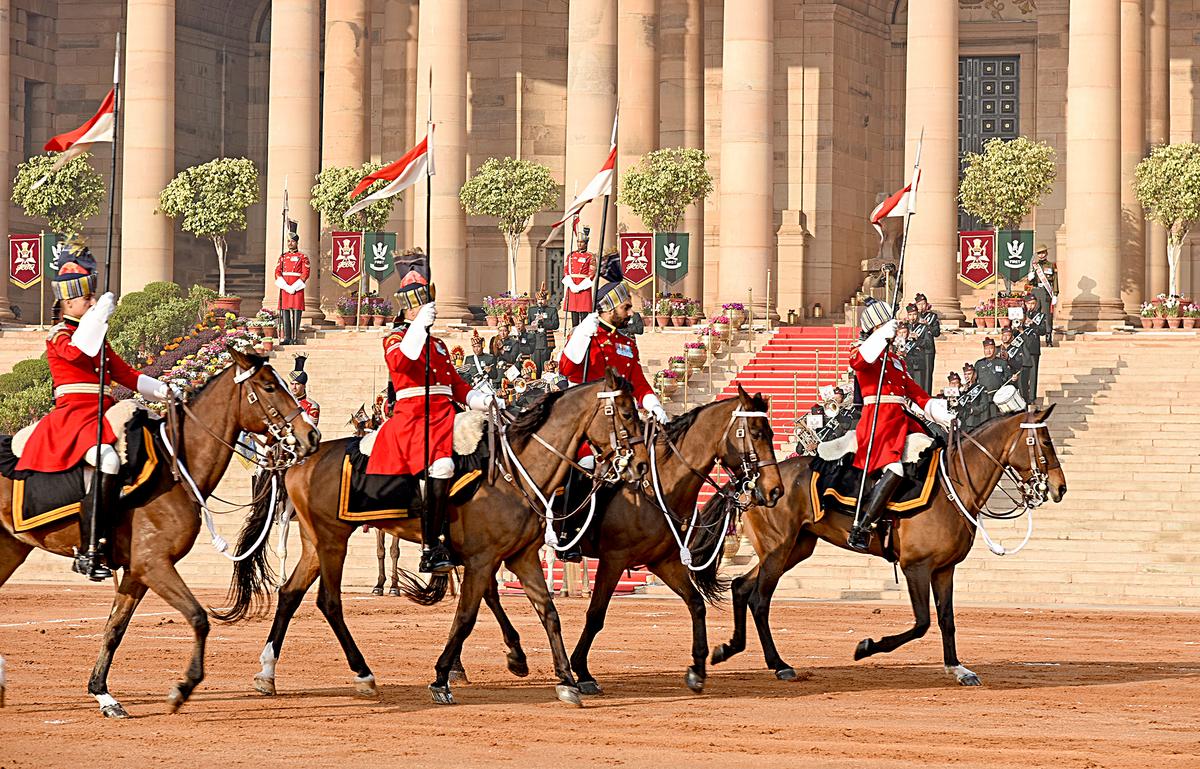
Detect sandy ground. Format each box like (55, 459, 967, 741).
(0, 584, 1197, 768)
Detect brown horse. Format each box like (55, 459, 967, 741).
(0, 348, 320, 717)
(221, 370, 650, 706)
(711, 406, 1066, 685)
(567, 388, 785, 695)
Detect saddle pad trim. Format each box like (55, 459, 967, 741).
(810, 448, 941, 523)
(336, 456, 483, 523)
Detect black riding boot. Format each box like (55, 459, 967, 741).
(72, 473, 118, 581)
(419, 477, 454, 574)
(847, 469, 905, 553)
(553, 513, 583, 563)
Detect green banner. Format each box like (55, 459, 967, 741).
(653, 232, 689, 285)
(363, 231, 397, 280)
(997, 229, 1034, 284)
(43, 232, 66, 272)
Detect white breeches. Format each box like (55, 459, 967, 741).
(882, 461, 903, 478)
(429, 457, 455, 479)
(84, 444, 120, 475)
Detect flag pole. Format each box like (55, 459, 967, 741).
(582, 104, 618, 385)
(86, 34, 122, 574)
(851, 127, 923, 533)
(423, 69, 433, 538)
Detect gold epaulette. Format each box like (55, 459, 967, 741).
(46, 323, 71, 343)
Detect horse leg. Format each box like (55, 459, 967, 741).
(388, 535, 401, 596)
(854, 561, 932, 661)
(504, 543, 582, 707)
(0, 531, 33, 708)
(428, 560, 496, 705)
(255, 544, 320, 695)
(568, 557, 624, 695)
(485, 578, 528, 677)
(136, 560, 210, 713)
(648, 558, 709, 694)
(86, 571, 148, 718)
(711, 563, 759, 666)
(313, 536, 377, 696)
(372, 529, 385, 595)
(932, 565, 980, 686)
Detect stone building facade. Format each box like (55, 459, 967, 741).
(0, 0, 1195, 327)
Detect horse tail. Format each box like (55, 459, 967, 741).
(210, 470, 280, 623)
(687, 491, 734, 605)
(395, 568, 451, 606)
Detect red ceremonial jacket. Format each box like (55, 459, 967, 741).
(298, 397, 320, 426)
(17, 317, 144, 473)
(563, 250, 596, 313)
(275, 251, 310, 311)
(559, 319, 654, 405)
(849, 345, 931, 474)
(366, 324, 473, 476)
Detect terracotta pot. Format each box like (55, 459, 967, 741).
(1166, 317, 1182, 329)
(687, 317, 699, 325)
(334, 315, 348, 327)
(1140, 318, 1154, 329)
(997, 317, 1012, 328)
(1183, 317, 1197, 329)
(1152, 317, 1167, 329)
(655, 316, 671, 327)
(487, 316, 499, 326)
(372, 315, 385, 327)
(973, 318, 984, 328)
(208, 296, 242, 317)
(979, 317, 994, 328)
(671, 316, 686, 326)
(261, 324, 276, 338)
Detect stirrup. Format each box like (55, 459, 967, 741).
(72, 552, 113, 582)
(419, 547, 453, 575)
(846, 525, 873, 553)
(558, 546, 583, 564)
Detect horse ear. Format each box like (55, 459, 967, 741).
(227, 343, 253, 371)
(604, 366, 618, 390)
(737, 382, 750, 404)
(1040, 402, 1056, 421)
(757, 392, 769, 409)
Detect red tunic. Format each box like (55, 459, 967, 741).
(275, 251, 310, 311)
(17, 319, 144, 473)
(298, 397, 320, 426)
(562, 250, 596, 313)
(849, 345, 931, 474)
(366, 325, 473, 476)
(558, 320, 654, 404)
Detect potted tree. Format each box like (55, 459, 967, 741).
(1136, 143, 1200, 303)
(459, 157, 557, 296)
(158, 157, 260, 317)
(12, 152, 105, 243)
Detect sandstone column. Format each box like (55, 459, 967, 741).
(717, 0, 773, 316)
(1061, 0, 1125, 327)
(414, 0, 470, 319)
(680, 0, 705, 304)
(901, 0, 962, 320)
(382, 0, 419, 250)
(1120, 0, 1145, 314)
(120, 0, 175, 294)
(1145, 0, 1169, 296)
(323, 0, 370, 167)
(617, 0, 659, 234)
(0, 0, 13, 321)
(565, 0, 618, 257)
(263, 0, 321, 316)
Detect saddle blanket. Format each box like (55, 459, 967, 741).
(0, 406, 162, 532)
(808, 438, 942, 522)
(338, 413, 489, 523)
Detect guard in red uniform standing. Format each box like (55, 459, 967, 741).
(366, 268, 494, 574)
(275, 232, 309, 345)
(17, 239, 173, 580)
(562, 225, 596, 328)
(288, 354, 320, 426)
(846, 298, 952, 552)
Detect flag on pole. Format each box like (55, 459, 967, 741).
(43, 89, 116, 174)
(868, 167, 921, 240)
(346, 126, 435, 217)
(541, 109, 619, 246)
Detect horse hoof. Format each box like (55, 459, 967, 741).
(556, 685, 584, 707)
(166, 686, 187, 714)
(100, 702, 130, 720)
(959, 673, 982, 687)
(853, 638, 873, 661)
(507, 655, 530, 678)
(577, 680, 603, 696)
(685, 668, 705, 693)
(710, 644, 731, 666)
(370, 586, 384, 596)
(448, 668, 470, 685)
(429, 684, 455, 705)
(354, 675, 378, 697)
(388, 587, 401, 597)
(775, 667, 798, 681)
(253, 675, 276, 696)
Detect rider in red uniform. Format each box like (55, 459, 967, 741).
(366, 267, 494, 574)
(17, 240, 172, 580)
(846, 298, 952, 552)
(287, 354, 320, 426)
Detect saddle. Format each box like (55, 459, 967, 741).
(337, 411, 490, 522)
(807, 435, 943, 523)
(0, 404, 162, 532)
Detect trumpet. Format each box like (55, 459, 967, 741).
(822, 397, 841, 419)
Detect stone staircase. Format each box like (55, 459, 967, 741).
(0, 327, 51, 372)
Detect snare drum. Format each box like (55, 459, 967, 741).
(993, 383, 1026, 414)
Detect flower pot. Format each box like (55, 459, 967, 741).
(655, 316, 671, 327)
(334, 315, 348, 327)
(712, 323, 730, 340)
(261, 325, 276, 338)
(208, 296, 242, 317)
(1152, 317, 1167, 329)
(1140, 318, 1154, 329)
(997, 317, 1012, 328)
(671, 316, 686, 327)
(1166, 317, 1182, 329)
(658, 380, 680, 398)
(727, 309, 747, 328)
(261, 339, 274, 352)
(973, 317, 984, 328)
(685, 348, 708, 368)
(670, 362, 688, 378)
(371, 315, 385, 327)
(487, 316, 499, 327)
(1183, 317, 1197, 329)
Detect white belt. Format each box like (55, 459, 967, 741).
(55, 384, 112, 398)
(862, 395, 908, 407)
(394, 385, 452, 400)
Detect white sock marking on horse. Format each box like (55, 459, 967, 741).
(945, 664, 977, 681)
(354, 674, 375, 684)
(94, 693, 119, 710)
(259, 643, 277, 679)
(0, 654, 6, 689)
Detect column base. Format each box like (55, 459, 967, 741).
(924, 295, 967, 323)
(1059, 298, 1127, 331)
(436, 299, 475, 323)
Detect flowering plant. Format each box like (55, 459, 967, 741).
(255, 308, 278, 324)
(1140, 302, 1157, 318)
(686, 301, 702, 317)
(684, 341, 706, 350)
(668, 355, 687, 365)
(1186, 304, 1200, 318)
(1159, 297, 1181, 317)
(336, 295, 358, 317)
(695, 327, 720, 337)
(655, 369, 680, 380)
(655, 298, 674, 316)
(710, 315, 731, 325)
(722, 302, 745, 311)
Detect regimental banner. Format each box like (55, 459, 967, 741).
(618, 232, 654, 289)
(330, 231, 364, 287)
(957, 230, 997, 289)
(44, 233, 68, 273)
(997, 229, 1034, 284)
(8, 235, 42, 289)
(363, 231, 397, 280)
(653, 232, 689, 285)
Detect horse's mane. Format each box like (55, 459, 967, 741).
(507, 375, 632, 445)
(664, 392, 772, 444)
(186, 352, 269, 399)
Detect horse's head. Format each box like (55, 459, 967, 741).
(1007, 403, 1066, 503)
(722, 384, 784, 507)
(581, 368, 651, 482)
(227, 346, 322, 457)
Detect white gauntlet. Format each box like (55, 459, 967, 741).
(858, 319, 897, 364)
(562, 312, 599, 364)
(136, 374, 171, 403)
(72, 292, 116, 357)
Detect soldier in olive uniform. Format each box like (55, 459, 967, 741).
(956, 362, 991, 431)
(526, 283, 560, 375)
(912, 293, 940, 393)
(1000, 326, 1024, 374)
(458, 330, 499, 391)
(903, 304, 933, 392)
(1016, 293, 1047, 403)
(1028, 245, 1058, 347)
(974, 337, 1018, 421)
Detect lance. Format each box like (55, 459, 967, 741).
(423, 69, 434, 521)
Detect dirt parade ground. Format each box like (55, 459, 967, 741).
(0, 585, 1197, 769)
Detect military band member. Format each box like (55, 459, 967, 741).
(498, 317, 535, 369)
(288, 354, 320, 426)
(1017, 293, 1047, 403)
(527, 282, 560, 374)
(1029, 245, 1058, 347)
(489, 322, 510, 358)
(563, 225, 597, 327)
(274, 233, 309, 345)
(974, 337, 1017, 422)
(907, 297, 937, 393)
(914, 292, 940, 384)
(458, 330, 499, 391)
(943, 371, 962, 400)
(1000, 325, 1025, 373)
(540, 358, 569, 392)
(956, 363, 990, 431)
(19, 240, 173, 580)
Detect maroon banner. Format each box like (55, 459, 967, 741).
(618, 232, 654, 289)
(958, 230, 997, 289)
(330, 231, 364, 288)
(8, 234, 42, 289)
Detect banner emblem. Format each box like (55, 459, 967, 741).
(997, 229, 1034, 284)
(330, 231, 364, 287)
(653, 232, 689, 285)
(957, 230, 997, 289)
(8, 235, 42, 289)
(618, 232, 654, 289)
(363, 232, 397, 280)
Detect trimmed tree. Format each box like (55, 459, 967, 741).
(1135, 142, 1200, 298)
(310, 162, 397, 232)
(459, 157, 557, 295)
(618, 147, 714, 232)
(959, 136, 1057, 233)
(11, 153, 106, 236)
(159, 157, 259, 297)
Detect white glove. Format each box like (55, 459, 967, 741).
(136, 374, 171, 403)
(562, 312, 599, 364)
(923, 398, 953, 429)
(397, 322, 429, 361)
(643, 393, 669, 424)
(414, 302, 437, 329)
(466, 389, 494, 412)
(72, 292, 117, 357)
(858, 319, 898, 365)
(93, 292, 117, 323)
